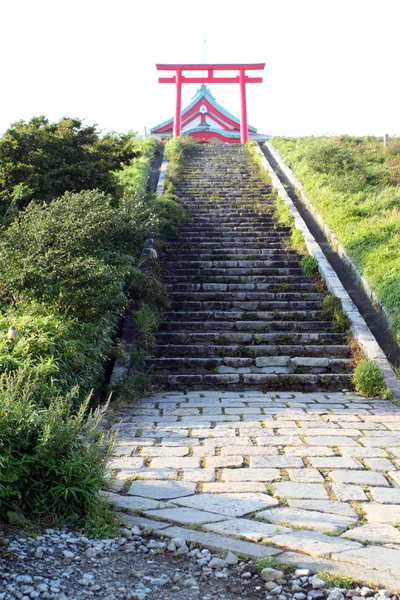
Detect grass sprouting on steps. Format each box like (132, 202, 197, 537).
(271, 136, 400, 341)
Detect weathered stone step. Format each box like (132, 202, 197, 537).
(169, 236, 291, 244)
(154, 372, 351, 390)
(153, 344, 349, 358)
(168, 291, 322, 302)
(155, 331, 346, 345)
(170, 300, 323, 311)
(168, 283, 315, 293)
(164, 253, 299, 262)
(164, 261, 300, 271)
(145, 356, 351, 375)
(162, 310, 326, 321)
(164, 248, 298, 256)
(163, 275, 310, 284)
(158, 320, 334, 332)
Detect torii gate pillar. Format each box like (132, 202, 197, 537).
(156, 63, 265, 144)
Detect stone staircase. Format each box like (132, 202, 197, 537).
(147, 144, 352, 390)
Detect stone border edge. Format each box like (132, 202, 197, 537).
(255, 145, 400, 399)
(110, 156, 168, 384)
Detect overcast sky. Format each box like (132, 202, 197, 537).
(1, 0, 399, 138)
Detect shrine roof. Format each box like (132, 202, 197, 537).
(150, 85, 257, 134)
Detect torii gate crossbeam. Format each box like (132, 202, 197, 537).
(156, 63, 265, 143)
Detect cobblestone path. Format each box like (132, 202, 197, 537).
(105, 390, 400, 590)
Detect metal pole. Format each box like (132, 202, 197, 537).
(174, 69, 182, 137)
(239, 69, 248, 143)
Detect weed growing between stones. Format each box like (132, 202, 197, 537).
(316, 571, 361, 590)
(255, 556, 292, 573)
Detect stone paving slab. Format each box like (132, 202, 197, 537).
(341, 524, 400, 544)
(256, 507, 356, 533)
(266, 529, 362, 557)
(107, 390, 400, 587)
(174, 492, 279, 517)
(127, 480, 197, 500)
(156, 525, 282, 559)
(287, 499, 358, 518)
(331, 545, 400, 577)
(144, 507, 227, 525)
(203, 518, 292, 541)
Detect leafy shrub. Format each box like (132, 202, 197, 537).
(0, 116, 140, 218)
(0, 303, 114, 403)
(301, 255, 319, 276)
(0, 190, 154, 320)
(352, 357, 386, 397)
(306, 139, 367, 193)
(0, 369, 115, 522)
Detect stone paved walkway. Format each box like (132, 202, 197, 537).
(105, 390, 400, 591)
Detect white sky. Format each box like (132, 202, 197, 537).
(1, 0, 399, 138)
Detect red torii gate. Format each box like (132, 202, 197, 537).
(156, 63, 265, 144)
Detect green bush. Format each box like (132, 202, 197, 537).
(0, 116, 140, 219)
(0, 369, 115, 522)
(0, 303, 114, 403)
(0, 189, 154, 320)
(352, 357, 386, 397)
(301, 255, 319, 276)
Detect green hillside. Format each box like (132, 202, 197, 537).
(272, 136, 400, 342)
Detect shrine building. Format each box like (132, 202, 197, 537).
(150, 84, 270, 145)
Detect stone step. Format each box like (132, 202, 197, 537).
(164, 253, 299, 262)
(170, 300, 323, 311)
(164, 261, 301, 270)
(145, 356, 351, 375)
(168, 291, 322, 302)
(153, 344, 349, 358)
(155, 331, 346, 345)
(153, 372, 351, 390)
(168, 283, 314, 292)
(163, 275, 310, 283)
(158, 320, 334, 332)
(162, 310, 326, 321)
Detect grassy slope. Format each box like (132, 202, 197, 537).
(271, 136, 400, 341)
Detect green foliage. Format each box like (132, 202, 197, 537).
(0, 116, 140, 219)
(316, 571, 358, 589)
(291, 228, 307, 254)
(352, 357, 386, 397)
(272, 136, 400, 340)
(135, 303, 158, 350)
(82, 498, 122, 538)
(301, 255, 319, 276)
(306, 138, 368, 192)
(322, 295, 351, 333)
(245, 140, 272, 185)
(255, 556, 291, 572)
(274, 195, 295, 228)
(0, 189, 154, 320)
(0, 369, 115, 522)
(0, 303, 112, 403)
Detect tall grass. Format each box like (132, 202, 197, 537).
(272, 136, 400, 340)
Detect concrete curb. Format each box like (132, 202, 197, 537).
(255, 145, 400, 399)
(109, 156, 168, 385)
